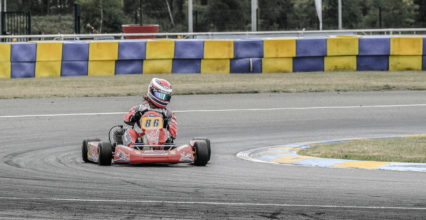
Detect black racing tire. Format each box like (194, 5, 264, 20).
(98, 142, 113, 166)
(82, 139, 100, 163)
(193, 141, 209, 166)
(193, 138, 211, 161)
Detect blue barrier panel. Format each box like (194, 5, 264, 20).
(359, 37, 390, 56)
(11, 43, 36, 62)
(11, 62, 35, 78)
(424, 38, 426, 55)
(62, 41, 89, 61)
(357, 56, 388, 71)
(230, 58, 262, 73)
(118, 41, 146, 60)
(61, 61, 88, 76)
(172, 59, 201, 73)
(296, 38, 327, 57)
(234, 40, 263, 58)
(293, 57, 324, 72)
(115, 60, 142, 74)
(423, 56, 426, 70)
(174, 40, 204, 59)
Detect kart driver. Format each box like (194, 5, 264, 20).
(113, 78, 177, 146)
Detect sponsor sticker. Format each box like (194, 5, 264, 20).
(180, 152, 193, 162)
(115, 149, 130, 162)
(88, 144, 98, 162)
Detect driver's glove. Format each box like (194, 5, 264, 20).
(165, 130, 174, 144)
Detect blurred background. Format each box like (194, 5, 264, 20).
(0, 0, 425, 35)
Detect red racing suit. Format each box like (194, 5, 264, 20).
(122, 100, 177, 146)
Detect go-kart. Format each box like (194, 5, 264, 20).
(81, 110, 211, 166)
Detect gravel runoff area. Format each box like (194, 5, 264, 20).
(1, 71, 426, 99)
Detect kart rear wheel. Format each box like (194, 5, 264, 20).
(193, 141, 209, 166)
(82, 139, 100, 163)
(98, 142, 113, 166)
(193, 138, 211, 161)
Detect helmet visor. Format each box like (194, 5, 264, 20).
(153, 90, 171, 101)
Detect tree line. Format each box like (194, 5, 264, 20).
(5, 0, 426, 33)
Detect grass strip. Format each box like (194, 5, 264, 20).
(299, 137, 426, 163)
(1, 71, 426, 99)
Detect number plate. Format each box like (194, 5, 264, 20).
(141, 116, 163, 129)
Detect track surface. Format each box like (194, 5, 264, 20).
(1, 91, 426, 219)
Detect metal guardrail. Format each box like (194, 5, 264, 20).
(1, 28, 426, 42)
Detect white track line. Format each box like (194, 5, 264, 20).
(0, 197, 425, 210)
(1, 103, 426, 118)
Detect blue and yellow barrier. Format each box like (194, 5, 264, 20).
(0, 36, 424, 78)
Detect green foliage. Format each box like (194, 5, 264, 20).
(205, 0, 249, 31)
(7, 0, 76, 15)
(257, 0, 420, 30)
(77, 0, 128, 33)
(259, 0, 295, 30)
(32, 15, 74, 34)
(122, 0, 187, 32)
(414, 0, 426, 26)
(360, 0, 419, 28)
(291, 0, 317, 30)
(185, 0, 250, 32)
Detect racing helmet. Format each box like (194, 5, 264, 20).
(147, 78, 172, 108)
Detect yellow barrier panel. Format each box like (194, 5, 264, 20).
(324, 56, 356, 71)
(327, 36, 359, 56)
(201, 59, 230, 74)
(262, 58, 292, 73)
(143, 59, 172, 74)
(89, 41, 118, 61)
(35, 61, 61, 77)
(88, 61, 116, 76)
(0, 44, 11, 78)
(146, 40, 175, 59)
(204, 40, 234, 59)
(0, 43, 11, 62)
(264, 38, 296, 58)
(0, 62, 11, 78)
(389, 56, 422, 71)
(36, 42, 63, 61)
(390, 37, 423, 56)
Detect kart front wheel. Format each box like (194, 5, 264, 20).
(82, 139, 100, 163)
(193, 138, 211, 161)
(98, 142, 113, 166)
(193, 141, 210, 166)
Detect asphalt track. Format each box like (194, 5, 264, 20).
(1, 91, 426, 219)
